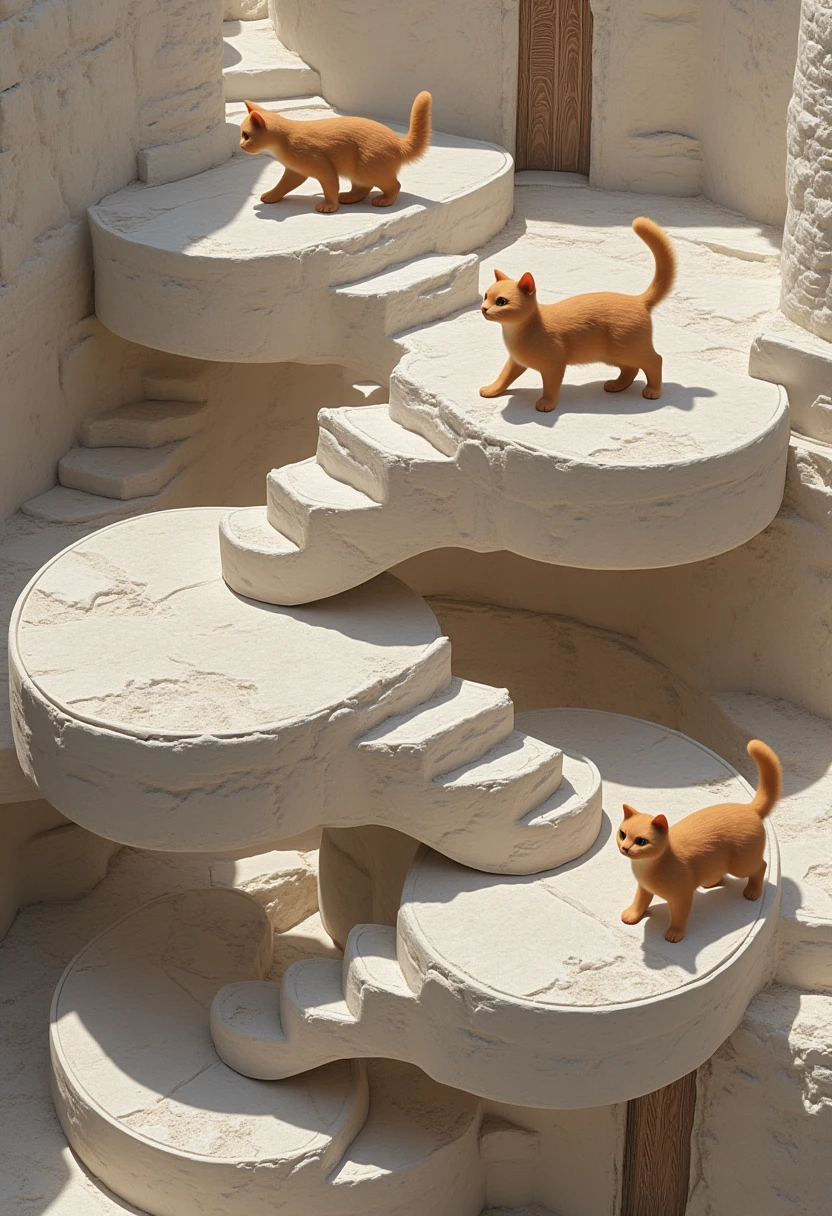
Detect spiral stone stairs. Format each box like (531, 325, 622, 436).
(2, 16, 800, 1216)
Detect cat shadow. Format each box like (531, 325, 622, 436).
(497, 380, 717, 426)
(637, 876, 766, 975)
(251, 188, 434, 222)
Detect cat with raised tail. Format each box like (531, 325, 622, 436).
(617, 739, 781, 944)
(480, 217, 676, 412)
(240, 92, 432, 214)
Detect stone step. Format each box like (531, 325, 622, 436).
(212, 710, 780, 1110)
(434, 730, 564, 816)
(58, 441, 189, 500)
(20, 485, 155, 524)
(80, 399, 207, 448)
(222, 19, 321, 102)
(316, 404, 452, 502)
(356, 677, 515, 779)
(331, 253, 480, 348)
(51, 886, 484, 1216)
(266, 457, 378, 546)
(88, 122, 513, 362)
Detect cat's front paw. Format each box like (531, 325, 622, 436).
(260, 190, 284, 203)
(621, 906, 644, 925)
(316, 201, 339, 214)
(535, 396, 556, 413)
(479, 384, 502, 398)
(642, 386, 661, 400)
(664, 925, 686, 943)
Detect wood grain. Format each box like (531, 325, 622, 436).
(621, 1071, 697, 1216)
(516, 0, 593, 174)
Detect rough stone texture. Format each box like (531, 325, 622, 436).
(221, 182, 788, 604)
(48, 883, 546, 1216)
(0, 0, 225, 521)
(0, 359, 353, 801)
(88, 109, 511, 364)
(688, 984, 832, 1214)
(0, 798, 118, 938)
(590, 0, 801, 226)
(781, 0, 832, 340)
(212, 710, 780, 1109)
(10, 509, 600, 872)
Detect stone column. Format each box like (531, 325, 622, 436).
(781, 0, 832, 341)
(750, 0, 832, 441)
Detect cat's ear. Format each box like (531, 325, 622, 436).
(249, 110, 266, 129)
(518, 272, 536, 296)
(493, 269, 509, 281)
(244, 100, 257, 112)
(622, 804, 637, 819)
(651, 814, 669, 832)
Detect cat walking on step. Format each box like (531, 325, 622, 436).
(479, 217, 677, 412)
(617, 739, 781, 944)
(240, 93, 432, 214)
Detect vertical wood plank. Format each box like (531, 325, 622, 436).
(620, 1071, 697, 1216)
(516, 0, 593, 174)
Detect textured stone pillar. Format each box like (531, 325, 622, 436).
(781, 1, 832, 340)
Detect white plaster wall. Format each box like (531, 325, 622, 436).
(271, 0, 520, 151)
(590, 0, 801, 226)
(0, 0, 224, 522)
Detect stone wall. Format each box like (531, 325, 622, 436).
(0, 0, 224, 521)
(590, 0, 801, 225)
(781, 0, 832, 340)
(271, 0, 520, 151)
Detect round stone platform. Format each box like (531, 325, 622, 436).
(389, 305, 790, 570)
(212, 710, 780, 1108)
(10, 509, 599, 873)
(88, 117, 513, 363)
(50, 887, 486, 1216)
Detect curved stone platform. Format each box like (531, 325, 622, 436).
(10, 509, 600, 870)
(88, 114, 512, 364)
(212, 710, 780, 1108)
(50, 887, 488, 1216)
(221, 310, 789, 603)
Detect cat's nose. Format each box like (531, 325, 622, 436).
(481, 305, 489, 315)
(622, 845, 630, 854)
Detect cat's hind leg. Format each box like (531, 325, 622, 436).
(641, 349, 663, 400)
(743, 860, 767, 901)
(604, 366, 639, 393)
(339, 183, 372, 204)
(621, 885, 654, 925)
(260, 168, 308, 204)
(372, 176, 402, 207)
(480, 357, 525, 398)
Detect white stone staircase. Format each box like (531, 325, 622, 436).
(21, 375, 209, 525)
(222, 17, 321, 102)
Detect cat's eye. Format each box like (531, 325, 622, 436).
(619, 830, 625, 840)
(496, 296, 508, 306)
(635, 837, 648, 846)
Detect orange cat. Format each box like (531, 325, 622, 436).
(479, 217, 676, 412)
(617, 739, 781, 943)
(240, 93, 432, 214)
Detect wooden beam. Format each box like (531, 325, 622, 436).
(516, 0, 593, 174)
(620, 1071, 697, 1216)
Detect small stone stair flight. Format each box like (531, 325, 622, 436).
(21, 377, 208, 526)
(222, 18, 322, 102)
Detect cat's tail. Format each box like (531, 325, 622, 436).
(747, 739, 782, 818)
(634, 217, 677, 310)
(399, 91, 432, 163)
